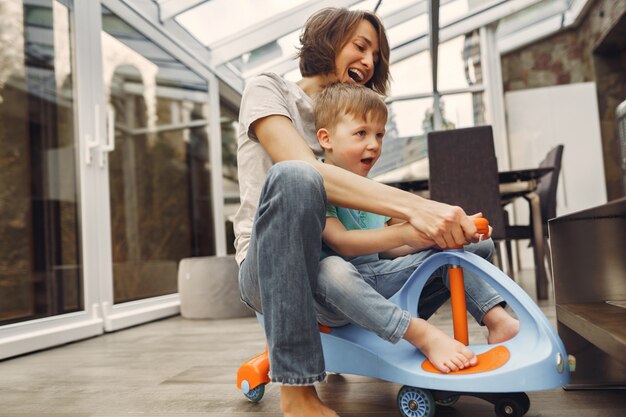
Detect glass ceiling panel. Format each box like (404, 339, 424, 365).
(496, 0, 569, 38)
(375, 0, 424, 15)
(232, 28, 301, 76)
(175, 0, 310, 47)
(165, 0, 588, 90)
(351, 0, 379, 11)
(440, 0, 469, 27)
(387, 14, 428, 48)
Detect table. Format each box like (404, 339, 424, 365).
(386, 166, 554, 299)
(387, 167, 553, 195)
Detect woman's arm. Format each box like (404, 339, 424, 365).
(323, 217, 433, 258)
(254, 115, 478, 248)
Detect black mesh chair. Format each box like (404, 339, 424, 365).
(427, 126, 511, 273)
(504, 144, 565, 282)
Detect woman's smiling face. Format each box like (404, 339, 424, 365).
(334, 19, 380, 86)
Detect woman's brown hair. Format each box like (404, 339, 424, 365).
(297, 7, 390, 95)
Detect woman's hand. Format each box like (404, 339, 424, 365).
(468, 212, 493, 243)
(406, 200, 477, 249)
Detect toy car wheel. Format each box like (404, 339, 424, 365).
(244, 384, 265, 403)
(397, 386, 435, 417)
(505, 392, 530, 414)
(495, 396, 525, 417)
(435, 394, 460, 407)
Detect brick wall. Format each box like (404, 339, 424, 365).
(501, 0, 626, 199)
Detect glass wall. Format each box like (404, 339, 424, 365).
(0, 0, 83, 325)
(101, 7, 215, 304)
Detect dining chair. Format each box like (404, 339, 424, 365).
(427, 126, 512, 274)
(503, 144, 565, 281)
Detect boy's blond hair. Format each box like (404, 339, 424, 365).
(314, 83, 388, 131)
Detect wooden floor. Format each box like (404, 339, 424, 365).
(0, 271, 624, 417)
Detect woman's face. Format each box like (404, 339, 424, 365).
(334, 19, 380, 86)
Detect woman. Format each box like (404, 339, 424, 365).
(234, 7, 516, 417)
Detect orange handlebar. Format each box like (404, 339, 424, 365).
(449, 217, 490, 250)
(473, 217, 489, 236)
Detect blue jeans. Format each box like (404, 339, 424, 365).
(238, 161, 503, 385)
(314, 241, 503, 339)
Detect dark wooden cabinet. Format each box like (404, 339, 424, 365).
(549, 197, 626, 388)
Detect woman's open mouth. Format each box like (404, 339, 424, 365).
(348, 68, 365, 83)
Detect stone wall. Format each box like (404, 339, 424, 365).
(501, 0, 626, 200)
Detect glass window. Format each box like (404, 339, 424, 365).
(388, 98, 434, 138)
(437, 33, 481, 91)
(371, 98, 433, 181)
(389, 50, 432, 97)
(439, 91, 486, 129)
(1, 0, 83, 325)
(102, 7, 214, 304)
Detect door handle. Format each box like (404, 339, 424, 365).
(85, 104, 100, 166)
(99, 104, 116, 168)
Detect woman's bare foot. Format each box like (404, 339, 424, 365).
(280, 385, 339, 417)
(483, 306, 520, 344)
(403, 317, 477, 373)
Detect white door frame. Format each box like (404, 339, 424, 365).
(1, 0, 227, 357)
(0, 0, 104, 360)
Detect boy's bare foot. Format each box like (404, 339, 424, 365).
(280, 385, 340, 417)
(403, 317, 477, 373)
(482, 306, 520, 344)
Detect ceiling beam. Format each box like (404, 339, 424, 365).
(391, 0, 544, 63)
(156, 0, 209, 22)
(497, 0, 591, 54)
(242, 0, 454, 79)
(209, 0, 362, 67)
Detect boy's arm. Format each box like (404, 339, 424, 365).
(323, 217, 434, 258)
(380, 214, 492, 258)
(379, 218, 434, 258)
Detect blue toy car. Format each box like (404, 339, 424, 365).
(237, 220, 574, 417)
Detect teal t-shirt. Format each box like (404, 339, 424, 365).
(321, 205, 391, 265)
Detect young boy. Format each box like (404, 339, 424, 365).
(314, 83, 519, 372)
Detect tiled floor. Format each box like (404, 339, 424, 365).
(0, 270, 624, 416)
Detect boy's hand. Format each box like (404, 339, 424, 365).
(399, 222, 437, 249)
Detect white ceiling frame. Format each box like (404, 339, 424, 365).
(156, 0, 209, 22)
(241, 0, 457, 79)
(497, 0, 591, 54)
(391, 0, 545, 64)
(208, 0, 362, 67)
(380, 0, 456, 31)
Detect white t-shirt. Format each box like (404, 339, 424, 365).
(233, 73, 323, 265)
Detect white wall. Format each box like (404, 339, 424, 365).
(505, 82, 607, 268)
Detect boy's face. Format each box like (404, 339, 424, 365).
(318, 112, 386, 177)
